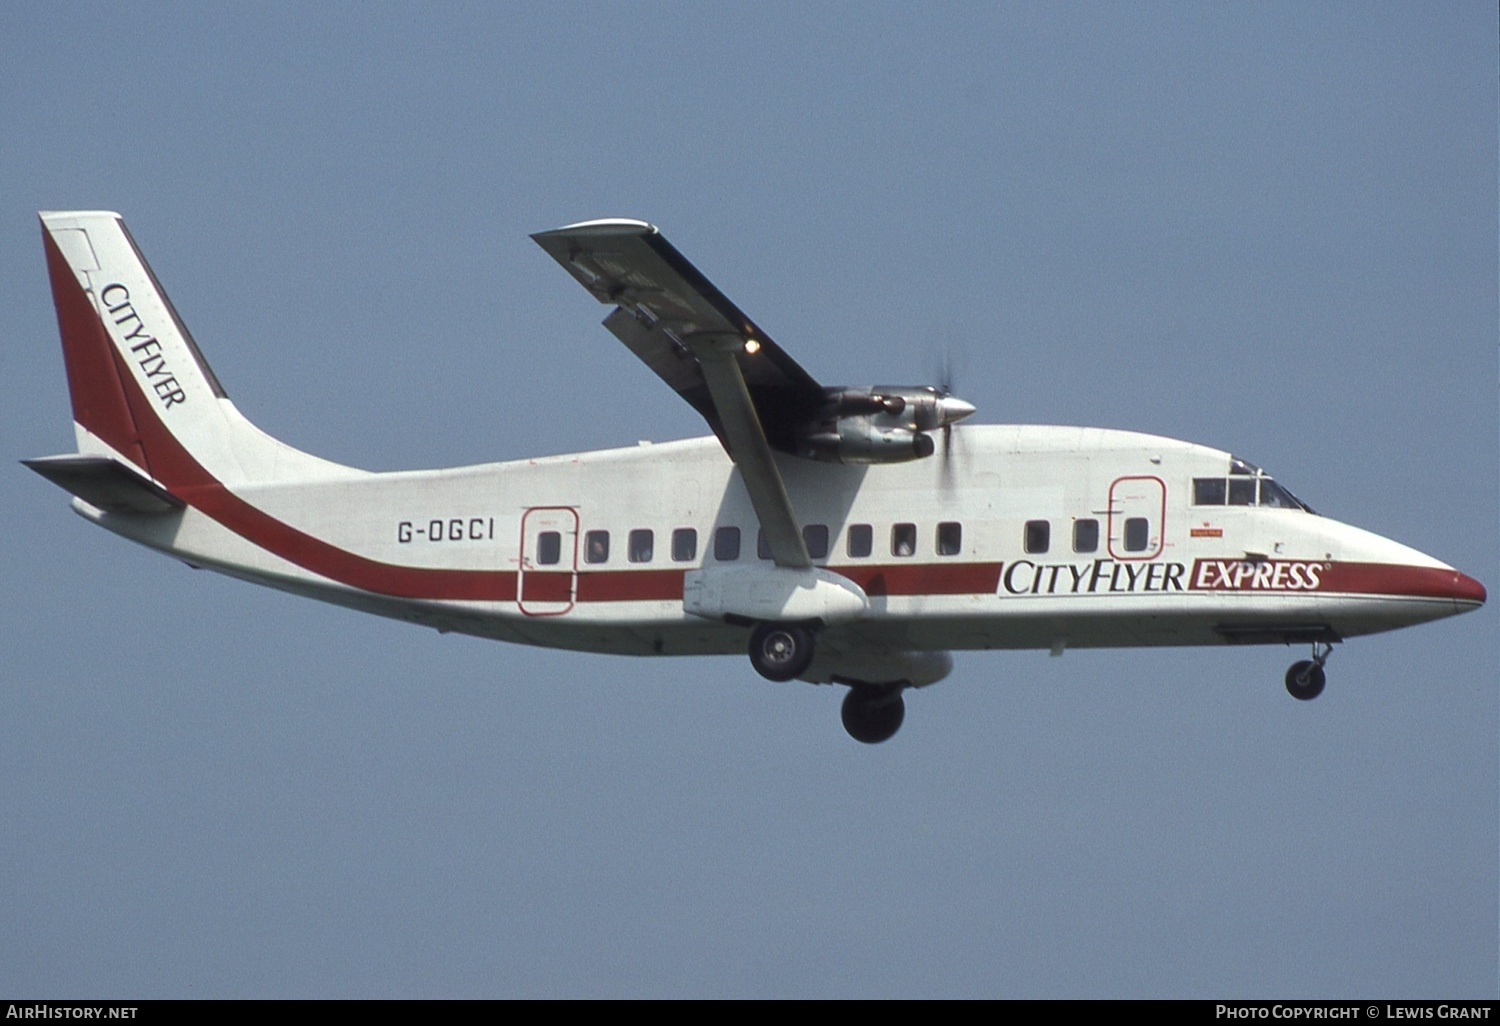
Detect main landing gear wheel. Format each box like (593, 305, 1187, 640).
(748, 623, 815, 682)
(841, 686, 906, 744)
(1285, 641, 1332, 701)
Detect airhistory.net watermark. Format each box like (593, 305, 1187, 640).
(6, 1007, 137, 1020)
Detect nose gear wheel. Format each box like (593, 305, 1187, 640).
(1285, 641, 1333, 701)
(841, 686, 906, 744)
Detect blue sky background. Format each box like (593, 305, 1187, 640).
(2, 2, 1495, 998)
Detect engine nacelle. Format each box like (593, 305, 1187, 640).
(798, 418, 935, 464)
(793, 386, 975, 464)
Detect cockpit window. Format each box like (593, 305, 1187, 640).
(1192, 466, 1312, 513)
(1258, 479, 1302, 509)
(1228, 478, 1256, 505)
(1193, 478, 1227, 506)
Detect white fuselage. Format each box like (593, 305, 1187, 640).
(82, 422, 1477, 671)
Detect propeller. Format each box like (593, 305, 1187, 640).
(936, 345, 958, 399)
(930, 344, 971, 488)
(933, 346, 973, 439)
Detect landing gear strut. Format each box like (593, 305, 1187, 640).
(1285, 641, 1332, 701)
(841, 686, 905, 744)
(748, 623, 816, 682)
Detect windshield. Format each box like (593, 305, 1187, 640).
(1193, 460, 1316, 514)
(1257, 478, 1304, 510)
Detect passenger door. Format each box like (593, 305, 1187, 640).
(517, 507, 578, 616)
(1108, 476, 1165, 560)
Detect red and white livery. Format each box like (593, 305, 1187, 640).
(28, 212, 1485, 742)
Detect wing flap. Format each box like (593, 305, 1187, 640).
(601, 305, 723, 439)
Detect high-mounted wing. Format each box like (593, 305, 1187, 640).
(531, 220, 825, 451)
(533, 219, 815, 567)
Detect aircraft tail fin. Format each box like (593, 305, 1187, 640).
(38, 211, 350, 494)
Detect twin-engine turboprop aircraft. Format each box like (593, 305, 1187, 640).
(28, 212, 1485, 742)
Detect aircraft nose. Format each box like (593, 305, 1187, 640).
(1448, 570, 1486, 606)
(1393, 566, 1486, 606)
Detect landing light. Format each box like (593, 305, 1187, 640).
(744, 338, 761, 354)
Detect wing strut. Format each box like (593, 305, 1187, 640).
(695, 346, 809, 568)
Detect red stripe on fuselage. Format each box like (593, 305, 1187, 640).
(838, 562, 1003, 597)
(1319, 562, 1486, 604)
(61, 256, 1483, 611)
(577, 569, 685, 602)
(59, 258, 999, 606)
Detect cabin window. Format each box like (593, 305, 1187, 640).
(1228, 478, 1256, 506)
(584, 530, 609, 564)
(628, 529, 654, 563)
(537, 531, 562, 565)
(892, 523, 917, 557)
(1073, 519, 1099, 553)
(757, 529, 772, 560)
(714, 526, 740, 561)
(803, 524, 829, 560)
(1024, 520, 1050, 554)
(936, 522, 962, 556)
(847, 524, 873, 558)
(671, 528, 697, 562)
(1123, 517, 1150, 552)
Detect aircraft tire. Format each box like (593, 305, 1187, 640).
(748, 623, 815, 682)
(841, 687, 905, 744)
(1285, 660, 1326, 701)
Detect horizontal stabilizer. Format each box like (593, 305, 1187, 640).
(23, 454, 182, 514)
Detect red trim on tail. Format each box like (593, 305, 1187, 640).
(43, 224, 150, 472)
(47, 237, 512, 601)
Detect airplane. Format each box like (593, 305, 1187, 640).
(27, 211, 1486, 743)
